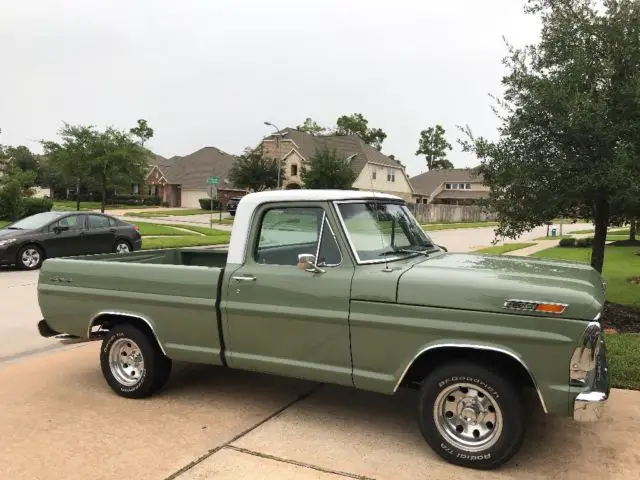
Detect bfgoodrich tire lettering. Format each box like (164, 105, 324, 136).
(417, 362, 526, 470)
(100, 325, 172, 399)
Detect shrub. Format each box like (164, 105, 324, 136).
(23, 197, 53, 217)
(142, 196, 161, 206)
(559, 237, 576, 247)
(199, 198, 220, 210)
(576, 237, 594, 248)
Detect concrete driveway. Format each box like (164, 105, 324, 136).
(0, 344, 638, 480)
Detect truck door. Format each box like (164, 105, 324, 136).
(223, 202, 355, 386)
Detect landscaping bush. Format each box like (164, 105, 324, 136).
(559, 237, 577, 247)
(142, 196, 162, 206)
(112, 194, 145, 205)
(576, 237, 594, 248)
(23, 197, 53, 217)
(198, 198, 220, 210)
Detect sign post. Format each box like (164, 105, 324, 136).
(207, 176, 220, 228)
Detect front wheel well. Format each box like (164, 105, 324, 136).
(89, 313, 166, 356)
(398, 346, 536, 393)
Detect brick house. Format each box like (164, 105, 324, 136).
(144, 148, 247, 208)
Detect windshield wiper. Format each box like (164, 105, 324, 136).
(380, 247, 430, 257)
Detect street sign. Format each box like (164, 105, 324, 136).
(207, 176, 220, 185)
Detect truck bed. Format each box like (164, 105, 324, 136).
(75, 247, 229, 268)
(38, 247, 228, 365)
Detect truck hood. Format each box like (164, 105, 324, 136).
(397, 252, 605, 321)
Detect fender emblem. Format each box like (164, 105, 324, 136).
(504, 299, 568, 314)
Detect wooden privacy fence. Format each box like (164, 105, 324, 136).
(407, 203, 497, 224)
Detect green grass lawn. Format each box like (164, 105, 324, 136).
(127, 209, 214, 218)
(532, 245, 640, 307)
(173, 224, 230, 236)
(605, 333, 640, 390)
(131, 222, 187, 236)
(141, 235, 230, 250)
(0, 220, 9, 228)
(475, 243, 536, 255)
(422, 221, 498, 232)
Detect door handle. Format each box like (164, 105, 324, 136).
(232, 275, 256, 282)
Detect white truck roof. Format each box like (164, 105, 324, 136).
(226, 189, 403, 264)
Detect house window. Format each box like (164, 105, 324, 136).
(149, 185, 158, 196)
(445, 183, 452, 189)
(132, 183, 140, 194)
(465, 183, 471, 190)
(291, 164, 298, 177)
(387, 168, 395, 182)
(372, 170, 377, 180)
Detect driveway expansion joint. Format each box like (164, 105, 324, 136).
(226, 445, 378, 480)
(164, 382, 324, 480)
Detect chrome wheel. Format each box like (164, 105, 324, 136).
(434, 383, 503, 452)
(115, 242, 130, 253)
(21, 248, 41, 269)
(108, 338, 145, 387)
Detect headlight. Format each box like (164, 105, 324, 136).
(0, 238, 16, 247)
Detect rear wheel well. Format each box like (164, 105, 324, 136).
(89, 314, 165, 355)
(398, 347, 536, 392)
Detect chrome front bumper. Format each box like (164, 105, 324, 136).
(571, 320, 610, 421)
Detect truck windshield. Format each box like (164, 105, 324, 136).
(336, 201, 435, 262)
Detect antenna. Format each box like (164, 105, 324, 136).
(366, 161, 392, 272)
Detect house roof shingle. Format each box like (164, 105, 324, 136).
(149, 147, 238, 190)
(410, 168, 484, 196)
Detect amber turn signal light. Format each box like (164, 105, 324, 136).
(534, 303, 566, 314)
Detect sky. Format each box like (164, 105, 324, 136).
(1, 0, 541, 177)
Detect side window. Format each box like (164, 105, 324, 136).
(87, 215, 110, 229)
(108, 217, 119, 227)
(51, 215, 83, 231)
(254, 207, 341, 267)
(316, 218, 341, 266)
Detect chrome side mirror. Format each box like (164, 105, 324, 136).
(297, 253, 325, 273)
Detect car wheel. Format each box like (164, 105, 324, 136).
(417, 361, 526, 470)
(17, 244, 44, 270)
(100, 324, 172, 399)
(113, 240, 132, 254)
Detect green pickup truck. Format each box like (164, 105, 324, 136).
(36, 190, 609, 470)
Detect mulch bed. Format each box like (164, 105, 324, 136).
(602, 302, 640, 333)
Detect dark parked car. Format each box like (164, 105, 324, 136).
(0, 211, 142, 270)
(226, 197, 241, 216)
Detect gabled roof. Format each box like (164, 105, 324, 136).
(148, 147, 239, 189)
(264, 128, 403, 176)
(410, 168, 484, 196)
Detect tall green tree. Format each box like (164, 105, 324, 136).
(41, 123, 96, 211)
(0, 165, 36, 221)
(335, 113, 387, 150)
(416, 125, 454, 170)
(129, 119, 154, 146)
(301, 147, 357, 189)
(296, 117, 328, 136)
(89, 127, 150, 212)
(229, 145, 283, 191)
(459, 0, 640, 273)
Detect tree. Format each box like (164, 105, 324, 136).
(296, 117, 328, 136)
(41, 123, 96, 211)
(459, 0, 640, 273)
(416, 125, 454, 170)
(0, 165, 36, 221)
(129, 119, 154, 146)
(335, 113, 387, 150)
(229, 145, 283, 192)
(89, 127, 150, 212)
(301, 147, 357, 189)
